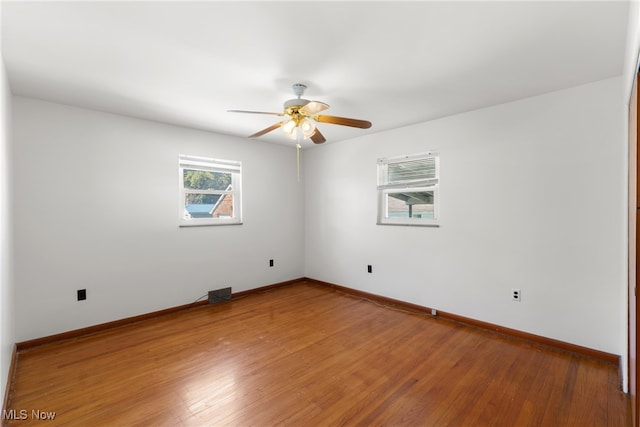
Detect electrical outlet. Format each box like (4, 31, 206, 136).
(512, 288, 521, 302)
(269, 259, 274, 267)
(367, 265, 372, 273)
(77, 289, 86, 301)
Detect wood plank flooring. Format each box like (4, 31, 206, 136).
(5, 282, 631, 426)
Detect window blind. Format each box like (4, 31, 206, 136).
(378, 153, 438, 190)
(179, 155, 241, 174)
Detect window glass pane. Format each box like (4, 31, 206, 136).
(183, 169, 232, 191)
(212, 194, 233, 218)
(385, 191, 435, 219)
(388, 158, 436, 183)
(183, 194, 233, 219)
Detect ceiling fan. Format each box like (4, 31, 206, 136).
(228, 83, 372, 144)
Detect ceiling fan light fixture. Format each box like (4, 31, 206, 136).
(282, 118, 316, 140)
(282, 119, 297, 138)
(300, 119, 316, 138)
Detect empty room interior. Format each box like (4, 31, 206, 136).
(1, 1, 640, 425)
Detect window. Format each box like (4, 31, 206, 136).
(179, 155, 242, 226)
(377, 152, 439, 226)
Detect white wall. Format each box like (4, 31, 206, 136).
(0, 30, 15, 405)
(7, 74, 628, 379)
(624, 0, 640, 104)
(12, 97, 305, 342)
(305, 77, 625, 355)
(623, 0, 640, 395)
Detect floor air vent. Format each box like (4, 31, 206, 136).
(208, 287, 232, 304)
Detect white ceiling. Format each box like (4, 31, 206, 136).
(1, 1, 630, 148)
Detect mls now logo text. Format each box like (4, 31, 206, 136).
(3, 409, 56, 420)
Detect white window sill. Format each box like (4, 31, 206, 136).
(376, 222, 440, 228)
(179, 221, 243, 227)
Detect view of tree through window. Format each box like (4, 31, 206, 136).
(183, 169, 231, 203)
(179, 155, 242, 226)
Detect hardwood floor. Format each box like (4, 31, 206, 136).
(5, 282, 630, 426)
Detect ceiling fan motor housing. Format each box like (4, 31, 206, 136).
(284, 98, 310, 109)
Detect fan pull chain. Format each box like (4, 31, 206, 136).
(296, 143, 301, 182)
(296, 128, 302, 182)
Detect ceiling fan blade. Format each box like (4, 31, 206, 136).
(314, 115, 372, 129)
(310, 128, 326, 144)
(249, 122, 283, 138)
(228, 110, 283, 116)
(299, 101, 329, 116)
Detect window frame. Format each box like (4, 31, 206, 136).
(377, 152, 440, 227)
(178, 154, 242, 227)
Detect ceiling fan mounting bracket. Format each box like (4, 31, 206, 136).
(291, 83, 307, 98)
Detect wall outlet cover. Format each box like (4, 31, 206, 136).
(512, 288, 521, 301)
